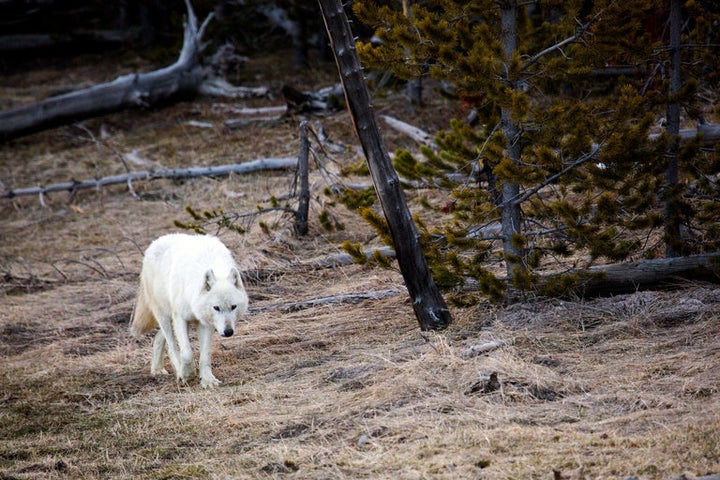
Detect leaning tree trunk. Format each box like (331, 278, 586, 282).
(317, 0, 452, 331)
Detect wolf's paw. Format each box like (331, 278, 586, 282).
(178, 362, 196, 380)
(200, 375, 221, 389)
(151, 367, 169, 376)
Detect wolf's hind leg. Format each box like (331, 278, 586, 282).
(151, 330, 169, 375)
(156, 315, 181, 375)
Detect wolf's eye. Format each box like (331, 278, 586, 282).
(213, 306, 221, 312)
(230, 305, 237, 311)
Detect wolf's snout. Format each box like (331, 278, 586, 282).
(223, 328, 234, 337)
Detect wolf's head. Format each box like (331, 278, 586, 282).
(198, 267, 249, 337)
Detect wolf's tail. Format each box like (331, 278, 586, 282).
(130, 273, 157, 337)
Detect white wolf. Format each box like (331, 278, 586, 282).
(131, 233, 249, 388)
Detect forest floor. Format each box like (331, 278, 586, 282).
(1, 50, 720, 480)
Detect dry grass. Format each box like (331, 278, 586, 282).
(2, 52, 720, 480)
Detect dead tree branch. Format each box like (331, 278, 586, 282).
(2, 157, 298, 200)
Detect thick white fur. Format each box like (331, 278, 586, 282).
(131, 233, 249, 388)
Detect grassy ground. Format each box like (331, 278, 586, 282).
(1, 51, 720, 480)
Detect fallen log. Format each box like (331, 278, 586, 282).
(239, 246, 395, 283)
(380, 115, 435, 147)
(670, 474, 720, 480)
(223, 105, 288, 129)
(253, 288, 403, 313)
(540, 252, 720, 298)
(331, 246, 718, 299)
(281, 84, 345, 112)
(2, 157, 298, 200)
(649, 122, 720, 146)
(300, 246, 395, 270)
(0, 0, 266, 142)
(461, 339, 512, 358)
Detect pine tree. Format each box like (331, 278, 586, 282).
(350, 0, 720, 300)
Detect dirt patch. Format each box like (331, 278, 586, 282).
(1, 52, 720, 480)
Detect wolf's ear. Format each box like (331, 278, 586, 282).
(228, 267, 243, 289)
(204, 269, 216, 291)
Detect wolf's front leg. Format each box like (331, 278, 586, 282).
(172, 315, 196, 382)
(198, 324, 220, 389)
(151, 330, 169, 375)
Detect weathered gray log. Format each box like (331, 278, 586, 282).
(0, 0, 207, 142)
(380, 115, 435, 147)
(0, 1, 265, 142)
(318, 0, 452, 331)
(461, 340, 512, 358)
(260, 288, 403, 313)
(2, 158, 298, 199)
(300, 246, 395, 270)
(548, 252, 720, 297)
(240, 246, 396, 283)
(223, 105, 287, 128)
(281, 83, 345, 112)
(669, 474, 720, 480)
(649, 123, 720, 145)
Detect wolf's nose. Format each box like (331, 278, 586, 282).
(223, 328, 234, 337)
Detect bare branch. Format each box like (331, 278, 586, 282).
(2, 158, 298, 200)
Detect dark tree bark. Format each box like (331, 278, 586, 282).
(664, 0, 682, 258)
(499, 0, 524, 300)
(294, 121, 311, 236)
(317, 0, 452, 331)
(402, 0, 423, 109)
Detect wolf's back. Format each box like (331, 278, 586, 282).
(130, 271, 157, 337)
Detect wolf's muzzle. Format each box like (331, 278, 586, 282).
(223, 328, 234, 337)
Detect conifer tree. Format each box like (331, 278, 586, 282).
(349, 0, 720, 301)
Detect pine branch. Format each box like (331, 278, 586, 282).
(522, 8, 605, 71)
(511, 143, 603, 206)
(522, 33, 579, 70)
